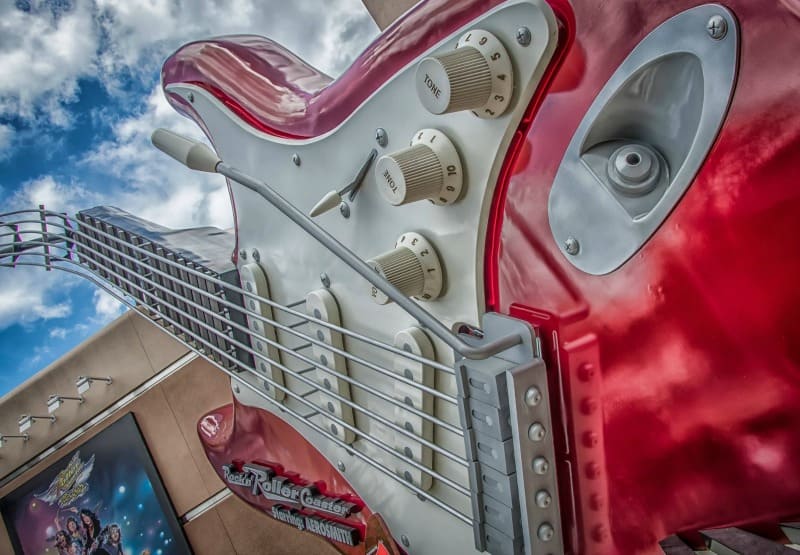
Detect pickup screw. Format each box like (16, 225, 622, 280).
(292, 153, 301, 166)
(251, 249, 260, 262)
(320, 272, 331, 288)
(538, 523, 555, 542)
(707, 15, 727, 40)
(401, 535, 410, 548)
(337, 460, 346, 472)
(339, 202, 350, 218)
(516, 26, 532, 46)
(565, 236, 580, 255)
(375, 128, 388, 147)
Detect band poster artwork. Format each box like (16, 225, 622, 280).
(0, 414, 191, 555)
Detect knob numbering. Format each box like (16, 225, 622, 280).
(416, 29, 514, 118)
(375, 129, 463, 206)
(367, 232, 443, 304)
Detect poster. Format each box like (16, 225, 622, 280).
(1, 414, 192, 555)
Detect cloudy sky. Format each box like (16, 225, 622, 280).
(0, 0, 378, 395)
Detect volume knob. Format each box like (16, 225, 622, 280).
(375, 129, 463, 206)
(367, 232, 443, 304)
(416, 29, 514, 118)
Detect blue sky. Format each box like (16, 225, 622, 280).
(0, 0, 377, 396)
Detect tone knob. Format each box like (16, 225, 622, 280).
(367, 232, 443, 304)
(416, 29, 514, 118)
(375, 129, 463, 206)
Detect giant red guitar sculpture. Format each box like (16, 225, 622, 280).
(4, 0, 800, 554)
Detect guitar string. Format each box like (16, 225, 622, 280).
(6, 243, 468, 469)
(3, 257, 474, 527)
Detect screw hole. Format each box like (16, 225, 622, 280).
(625, 153, 641, 166)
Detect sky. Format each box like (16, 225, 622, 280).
(0, 0, 379, 396)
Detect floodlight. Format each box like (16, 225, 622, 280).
(18, 414, 56, 433)
(47, 394, 83, 414)
(76, 376, 113, 395)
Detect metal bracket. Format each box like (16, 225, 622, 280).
(456, 313, 563, 555)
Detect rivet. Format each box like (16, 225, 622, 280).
(320, 272, 331, 288)
(537, 522, 555, 542)
(375, 128, 388, 147)
(565, 236, 580, 256)
(339, 202, 350, 219)
(528, 422, 547, 442)
(516, 26, 532, 46)
(337, 460, 346, 472)
(589, 493, 604, 511)
(585, 461, 601, 480)
(292, 153, 301, 166)
(401, 535, 410, 548)
(578, 363, 595, 382)
(706, 14, 728, 40)
(592, 524, 608, 543)
(582, 431, 599, 448)
(580, 397, 598, 415)
(532, 456, 549, 475)
(535, 489, 552, 509)
(251, 249, 260, 262)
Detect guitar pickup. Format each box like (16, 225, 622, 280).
(240, 263, 285, 400)
(392, 327, 436, 491)
(306, 289, 355, 444)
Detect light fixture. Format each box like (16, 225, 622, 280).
(0, 434, 29, 448)
(18, 414, 56, 433)
(76, 375, 113, 395)
(47, 394, 84, 414)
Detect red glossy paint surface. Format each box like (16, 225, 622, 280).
(197, 400, 371, 554)
(493, 2, 800, 554)
(167, 0, 800, 554)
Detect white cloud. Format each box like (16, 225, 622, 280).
(92, 289, 125, 322)
(0, 1, 377, 126)
(0, 123, 13, 151)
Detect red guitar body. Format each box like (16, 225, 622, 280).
(163, 0, 800, 553)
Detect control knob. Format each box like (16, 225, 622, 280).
(367, 232, 443, 304)
(416, 29, 514, 118)
(375, 128, 463, 206)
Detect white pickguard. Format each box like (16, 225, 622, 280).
(166, 1, 556, 552)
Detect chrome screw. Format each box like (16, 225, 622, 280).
(528, 422, 547, 442)
(707, 15, 728, 40)
(339, 202, 351, 219)
(375, 128, 388, 147)
(251, 249, 260, 262)
(564, 236, 580, 256)
(292, 153, 301, 166)
(535, 489, 552, 509)
(524, 386, 542, 407)
(320, 272, 331, 288)
(401, 535, 410, 548)
(537, 522, 555, 542)
(516, 26, 532, 46)
(337, 460, 346, 472)
(238, 249, 247, 260)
